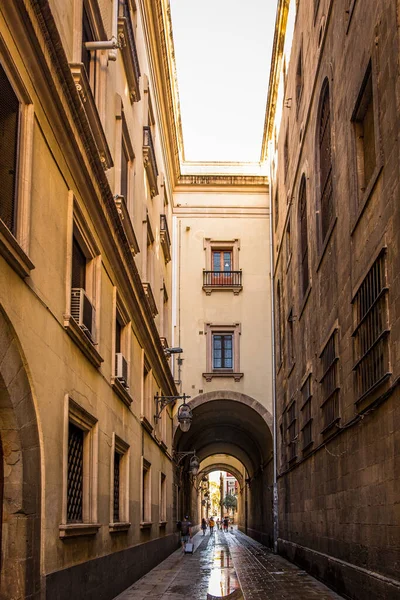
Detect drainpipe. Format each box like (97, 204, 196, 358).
(268, 148, 279, 554)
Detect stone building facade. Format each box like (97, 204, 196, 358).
(0, 1, 178, 598)
(266, 0, 400, 598)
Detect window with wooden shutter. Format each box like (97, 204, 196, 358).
(0, 63, 20, 234)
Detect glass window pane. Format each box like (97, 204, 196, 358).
(212, 252, 221, 271)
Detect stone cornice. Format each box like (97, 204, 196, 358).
(16, 0, 176, 395)
(261, 0, 290, 161)
(141, 0, 269, 189)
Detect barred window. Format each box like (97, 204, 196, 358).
(113, 451, 120, 522)
(67, 423, 84, 522)
(287, 309, 294, 370)
(277, 282, 283, 366)
(284, 130, 289, 180)
(142, 459, 151, 523)
(300, 375, 312, 449)
(320, 330, 339, 430)
(318, 80, 334, 243)
(352, 251, 389, 399)
(287, 401, 297, 462)
(299, 176, 310, 297)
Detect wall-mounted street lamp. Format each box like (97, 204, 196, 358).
(154, 392, 192, 432)
(174, 450, 200, 475)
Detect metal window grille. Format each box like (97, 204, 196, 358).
(299, 177, 310, 296)
(277, 283, 283, 365)
(120, 137, 129, 201)
(353, 252, 389, 398)
(213, 334, 233, 369)
(0, 64, 20, 234)
(319, 83, 333, 242)
(284, 132, 289, 179)
(320, 331, 339, 429)
(113, 452, 120, 522)
(287, 401, 297, 461)
(301, 376, 312, 448)
(287, 310, 294, 368)
(67, 423, 84, 522)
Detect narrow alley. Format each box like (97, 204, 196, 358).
(114, 529, 343, 600)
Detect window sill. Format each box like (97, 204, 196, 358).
(355, 371, 391, 412)
(202, 285, 243, 296)
(316, 216, 337, 273)
(302, 441, 314, 453)
(0, 219, 35, 278)
(321, 416, 341, 437)
(109, 522, 131, 533)
(64, 315, 103, 368)
(159, 521, 167, 528)
(59, 523, 101, 538)
(140, 415, 154, 434)
(112, 377, 133, 407)
(140, 521, 153, 529)
(203, 372, 243, 382)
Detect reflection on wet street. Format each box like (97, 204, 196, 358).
(207, 547, 240, 597)
(114, 528, 344, 600)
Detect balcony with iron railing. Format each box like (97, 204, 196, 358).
(160, 214, 171, 263)
(117, 0, 141, 103)
(143, 127, 158, 198)
(202, 270, 242, 295)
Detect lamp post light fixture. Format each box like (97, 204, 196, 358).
(154, 392, 192, 432)
(174, 449, 200, 475)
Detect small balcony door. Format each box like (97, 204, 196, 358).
(211, 250, 232, 285)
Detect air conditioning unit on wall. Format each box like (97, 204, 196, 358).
(71, 288, 96, 341)
(115, 352, 129, 388)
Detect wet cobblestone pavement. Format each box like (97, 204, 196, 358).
(114, 528, 344, 600)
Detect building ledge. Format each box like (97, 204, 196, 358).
(114, 195, 140, 255)
(142, 282, 158, 317)
(0, 220, 35, 278)
(140, 521, 153, 529)
(59, 523, 101, 538)
(70, 63, 113, 170)
(202, 285, 243, 296)
(118, 15, 141, 103)
(159, 521, 167, 527)
(112, 377, 133, 407)
(141, 415, 154, 434)
(143, 127, 159, 198)
(109, 522, 131, 533)
(203, 372, 243, 382)
(64, 315, 103, 368)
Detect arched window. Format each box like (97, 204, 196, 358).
(318, 80, 333, 243)
(299, 176, 310, 296)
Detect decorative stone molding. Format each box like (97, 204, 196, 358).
(59, 523, 101, 538)
(114, 194, 140, 255)
(160, 214, 171, 263)
(70, 63, 113, 170)
(142, 282, 158, 317)
(64, 314, 104, 368)
(202, 371, 244, 382)
(111, 377, 133, 407)
(143, 126, 159, 197)
(0, 219, 35, 278)
(118, 10, 141, 103)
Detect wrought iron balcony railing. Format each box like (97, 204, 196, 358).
(203, 270, 242, 288)
(160, 214, 171, 263)
(143, 126, 158, 198)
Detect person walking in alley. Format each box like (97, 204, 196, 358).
(209, 516, 215, 533)
(180, 516, 192, 552)
(216, 518, 221, 530)
(201, 518, 207, 535)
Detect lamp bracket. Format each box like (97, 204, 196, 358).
(173, 449, 197, 466)
(154, 392, 191, 421)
